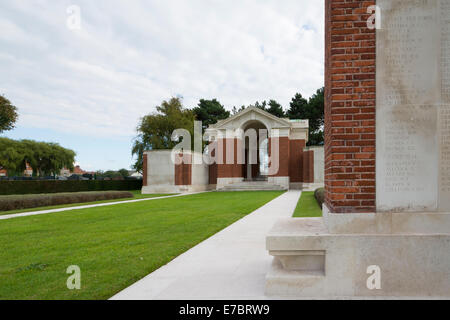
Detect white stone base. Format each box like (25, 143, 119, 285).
(216, 178, 244, 188)
(142, 184, 214, 194)
(323, 204, 450, 235)
(268, 176, 290, 190)
(265, 217, 450, 298)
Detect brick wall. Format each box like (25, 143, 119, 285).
(209, 141, 218, 184)
(324, 0, 376, 213)
(289, 139, 306, 183)
(143, 153, 148, 187)
(217, 138, 243, 179)
(175, 153, 192, 186)
(302, 150, 315, 183)
(269, 137, 290, 177)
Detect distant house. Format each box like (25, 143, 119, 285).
(129, 170, 143, 179)
(0, 164, 33, 177)
(73, 165, 86, 175)
(24, 163, 33, 177)
(60, 168, 71, 177)
(60, 165, 94, 178)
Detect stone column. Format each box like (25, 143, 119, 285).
(265, 0, 450, 298)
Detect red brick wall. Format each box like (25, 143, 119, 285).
(289, 139, 306, 183)
(209, 164, 217, 184)
(208, 141, 218, 184)
(175, 153, 192, 186)
(302, 150, 315, 183)
(324, 0, 376, 213)
(143, 153, 148, 187)
(268, 137, 290, 177)
(233, 139, 244, 178)
(217, 138, 243, 179)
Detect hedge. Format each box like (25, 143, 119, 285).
(0, 180, 142, 196)
(0, 191, 134, 212)
(314, 188, 325, 209)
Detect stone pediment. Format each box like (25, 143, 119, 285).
(209, 106, 297, 132)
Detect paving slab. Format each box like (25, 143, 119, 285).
(110, 190, 301, 300)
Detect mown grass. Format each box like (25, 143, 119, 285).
(0, 191, 284, 300)
(0, 190, 172, 216)
(292, 191, 322, 218)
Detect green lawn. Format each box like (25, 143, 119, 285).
(0, 190, 173, 216)
(0, 191, 284, 300)
(292, 191, 322, 218)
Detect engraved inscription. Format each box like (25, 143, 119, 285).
(377, 0, 441, 212)
(440, 0, 450, 209)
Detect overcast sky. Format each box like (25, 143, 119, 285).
(0, 0, 324, 171)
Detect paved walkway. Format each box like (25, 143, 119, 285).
(110, 190, 301, 300)
(0, 192, 206, 221)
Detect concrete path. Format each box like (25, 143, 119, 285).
(110, 190, 301, 300)
(0, 192, 207, 221)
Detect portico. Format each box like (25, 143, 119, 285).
(205, 106, 314, 191)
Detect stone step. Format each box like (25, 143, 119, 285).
(265, 259, 325, 297)
(217, 180, 288, 191)
(218, 184, 287, 191)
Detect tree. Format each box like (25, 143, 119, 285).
(0, 95, 19, 133)
(307, 87, 325, 133)
(132, 97, 195, 173)
(309, 131, 324, 146)
(287, 88, 324, 145)
(118, 168, 130, 178)
(252, 101, 267, 112)
(0, 138, 23, 176)
(286, 93, 308, 120)
(20, 140, 75, 176)
(266, 100, 285, 118)
(0, 138, 75, 176)
(193, 99, 230, 131)
(103, 170, 122, 179)
(248, 100, 285, 118)
(231, 105, 246, 115)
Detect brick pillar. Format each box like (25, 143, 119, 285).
(302, 150, 315, 183)
(289, 139, 306, 183)
(233, 138, 244, 178)
(143, 153, 148, 187)
(208, 141, 218, 184)
(324, 0, 376, 213)
(175, 153, 192, 186)
(268, 137, 290, 177)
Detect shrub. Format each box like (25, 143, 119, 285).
(0, 180, 142, 196)
(0, 191, 134, 212)
(314, 188, 325, 209)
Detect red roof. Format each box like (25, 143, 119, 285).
(72, 165, 86, 175)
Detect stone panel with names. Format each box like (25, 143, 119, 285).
(440, 0, 450, 210)
(377, 0, 447, 212)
